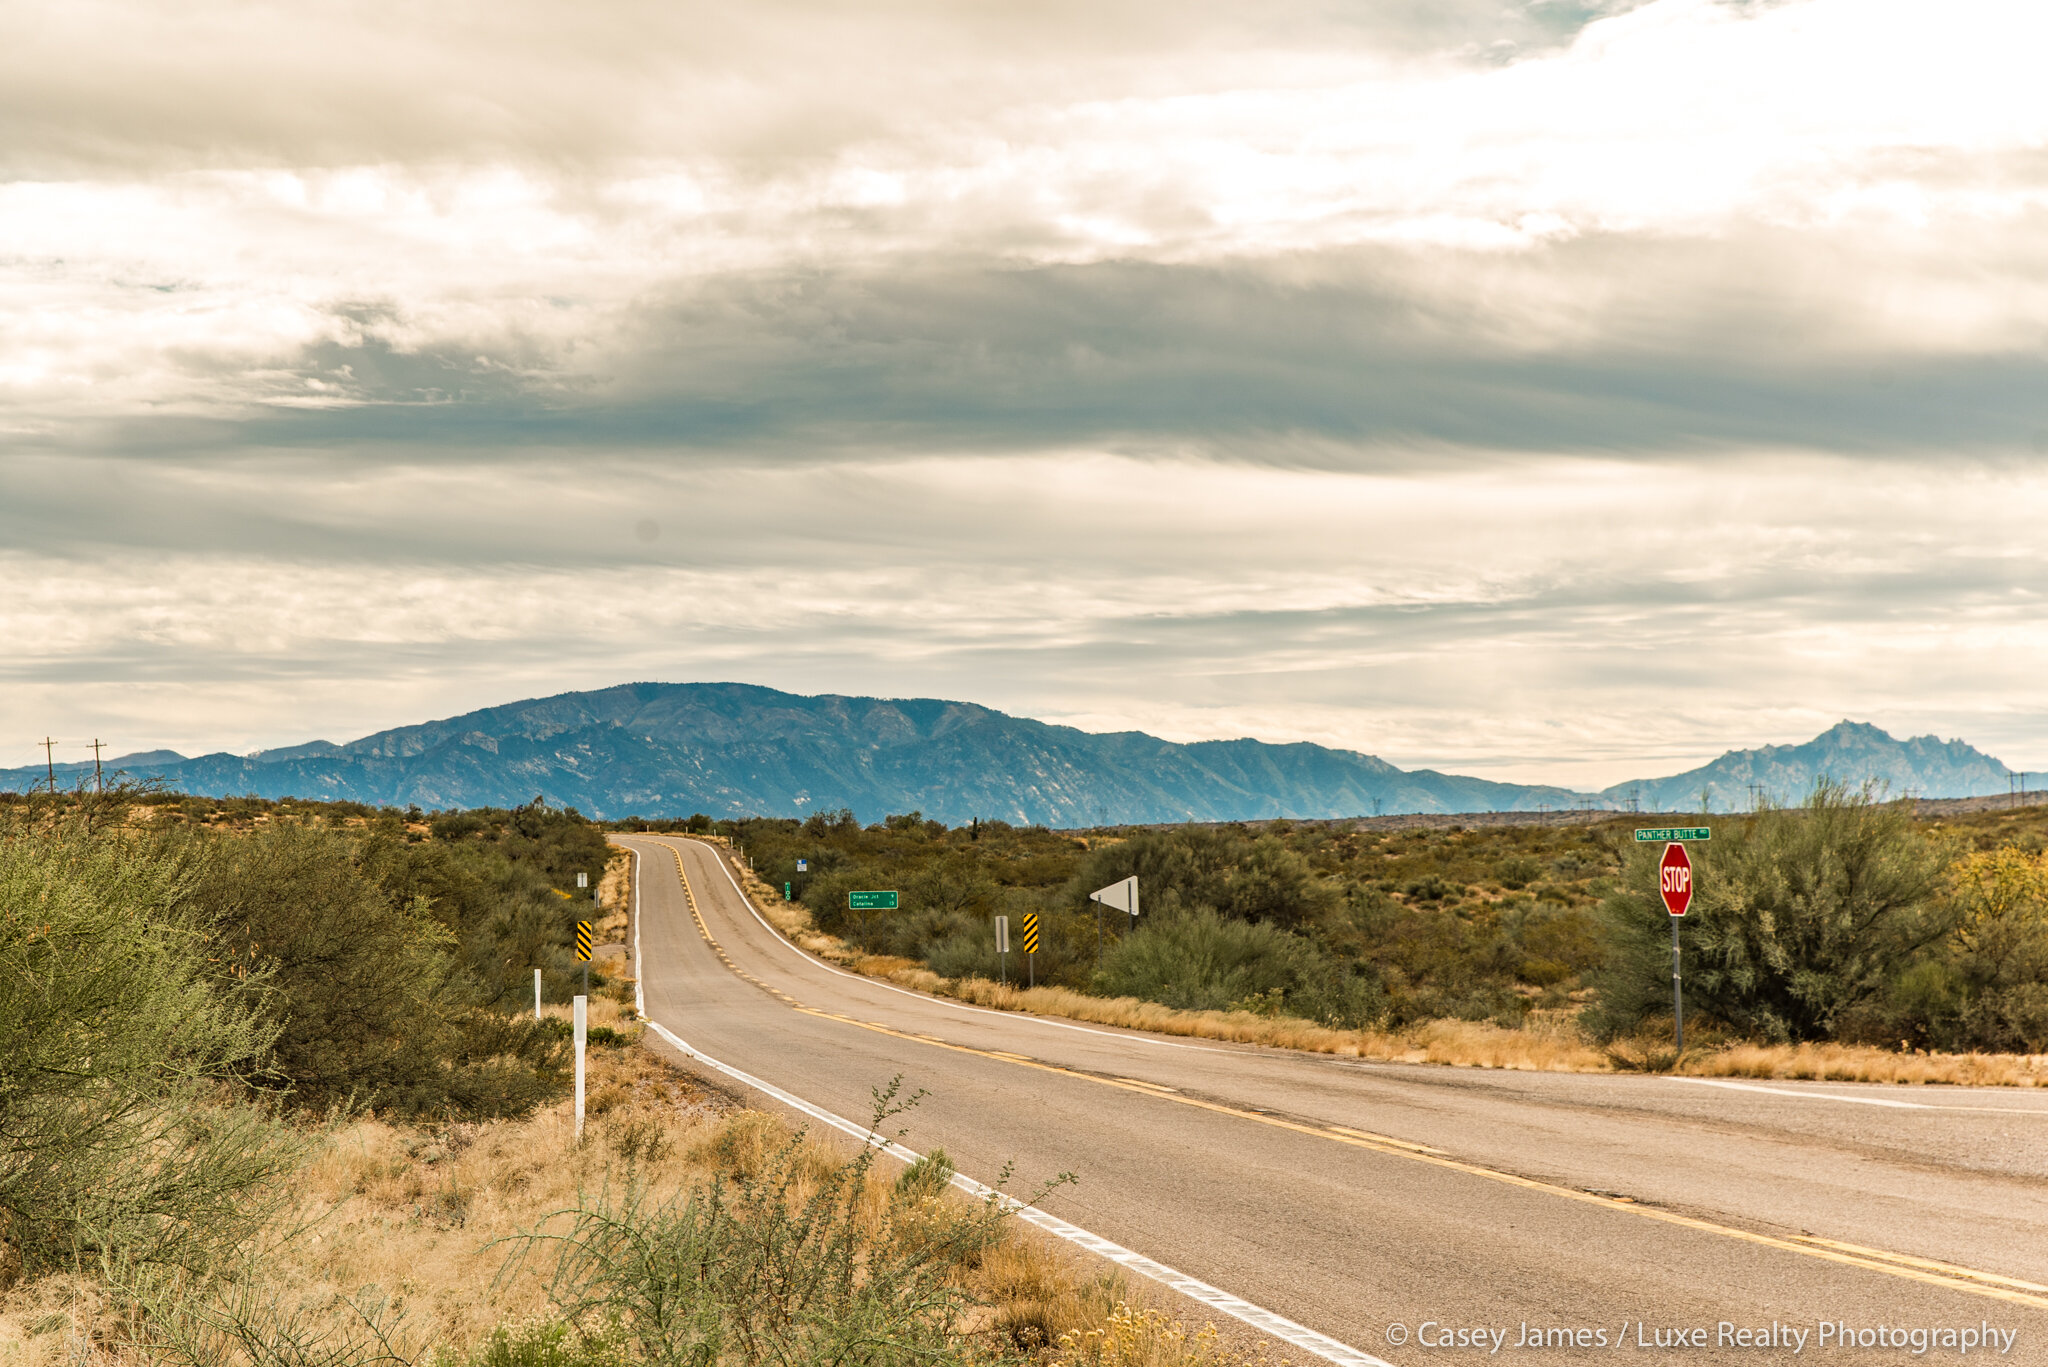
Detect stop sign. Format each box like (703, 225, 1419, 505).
(1659, 842, 1694, 916)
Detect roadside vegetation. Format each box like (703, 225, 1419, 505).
(624, 788, 2048, 1083)
(1, 787, 1265, 1365)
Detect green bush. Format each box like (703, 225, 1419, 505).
(1074, 831, 1337, 931)
(182, 823, 568, 1119)
(1588, 786, 1949, 1043)
(1092, 907, 1383, 1027)
(0, 819, 302, 1277)
(1872, 846, 2048, 1052)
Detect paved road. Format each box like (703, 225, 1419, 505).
(616, 835, 2048, 1364)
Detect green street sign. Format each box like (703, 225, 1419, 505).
(1634, 827, 1712, 843)
(849, 890, 899, 910)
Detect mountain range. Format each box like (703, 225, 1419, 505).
(1, 683, 2025, 824)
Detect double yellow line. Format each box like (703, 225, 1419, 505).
(655, 840, 2048, 1314)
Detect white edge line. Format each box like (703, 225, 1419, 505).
(1668, 1077, 1928, 1108)
(1668, 1076, 2048, 1115)
(643, 834, 1220, 1053)
(625, 843, 1393, 1367)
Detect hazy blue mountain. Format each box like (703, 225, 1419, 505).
(2, 681, 1587, 824)
(1597, 720, 2015, 812)
(7, 691, 2020, 822)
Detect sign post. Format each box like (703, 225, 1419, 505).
(1020, 912, 1040, 988)
(576, 919, 593, 998)
(572, 992, 587, 1140)
(1647, 835, 1700, 1054)
(994, 914, 1010, 986)
(534, 966, 543, 1020)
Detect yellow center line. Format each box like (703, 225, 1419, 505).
(650, 838, 2048, 1314)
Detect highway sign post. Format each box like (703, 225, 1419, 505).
(994, 914, 1009, 985)
(1642, 834, 1700, 1054)
(576, 919, 593, 996)
(573, 993, 587, 1139)
(1020, 912, 1040, 988)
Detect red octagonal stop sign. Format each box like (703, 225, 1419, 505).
(1660, 841, 1694, 916)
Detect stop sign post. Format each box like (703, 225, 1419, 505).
(1659, 841, 1694, 1051)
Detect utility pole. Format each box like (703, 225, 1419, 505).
(1747, 782, 1764, 812)
(40, 737, 57, 794)
(90, 739, 106, 794)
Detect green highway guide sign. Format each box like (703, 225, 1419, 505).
(849, 890, 899, 910)
(1634, 827, 1712, 843)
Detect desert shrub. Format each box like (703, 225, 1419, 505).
(1322, 884, 1550, 1026)
(1587, 786, 1950, 1043)
(123, 1273, 424, 1367)
(1869, 846, 2048, 1052)
(1092, 908, 1383, 1027)
(1074, 831, 1336, 931)
(508, 1088, 1021, 1367)
(361, 823, 599, 1012)
(1500, 900, 1602, 987)
(181, 823, 567, 1119)
(0, 820, 302, 1278)
(1496, 856, 1543, 890)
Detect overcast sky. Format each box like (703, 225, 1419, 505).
(5, 0, 2047, 788)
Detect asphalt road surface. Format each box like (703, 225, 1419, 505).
(614, 834, 2048, 1365)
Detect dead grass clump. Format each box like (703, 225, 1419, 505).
(971, 1232, 1129, 1353)
(1050, 1303, 1285, 1367)
(1686, 1042, 2047, 1087)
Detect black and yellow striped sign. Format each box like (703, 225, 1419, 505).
(575, 920, 593, 961)
(1020, 912, 1039, 955)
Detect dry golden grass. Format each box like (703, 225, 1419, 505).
(1682, 1041, 2048, 1087)
(0, 1033, 1264, 1366)
(706, 848, 2048, 1088)
(1049, 1304, 1286, 1367)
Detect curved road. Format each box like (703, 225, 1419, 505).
(616, 835, 2048, 1364)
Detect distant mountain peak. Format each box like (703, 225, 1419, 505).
(1601, 720, 2011, 811)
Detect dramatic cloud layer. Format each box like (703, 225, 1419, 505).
(4, 0, 2046, 786)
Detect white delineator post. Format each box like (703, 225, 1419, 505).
(534, 967, 543, 1020)
(573, 994, 587, 1140)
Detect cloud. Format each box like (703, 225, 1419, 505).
(6, 0, 2048, 441)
